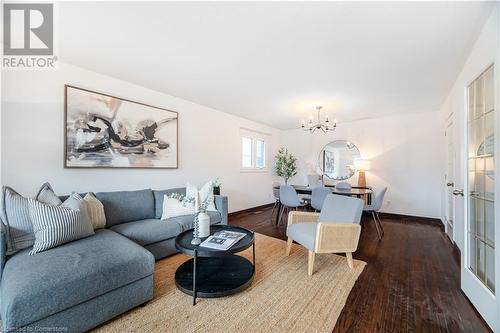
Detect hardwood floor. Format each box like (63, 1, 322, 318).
(229, 206, 492, 333)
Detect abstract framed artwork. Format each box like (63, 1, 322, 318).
(64, 85, 178, 168)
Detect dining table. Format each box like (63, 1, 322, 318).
(273, 185, 373, 225)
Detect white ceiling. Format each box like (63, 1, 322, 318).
(59, 2, 495, 129)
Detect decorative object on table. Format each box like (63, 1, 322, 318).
(307, 174, 320, 188)
(319, 140, 361, 180)
(200, 230, 246, 250)
(354, 158, 371, 188)
(191, 185, 215, 244)
(212, 177, 221, 195)
(275, 147, 297, 184)
(301, 106, 337, 133)
(305, 161, 320, 187)
(65, 85, 178, 168)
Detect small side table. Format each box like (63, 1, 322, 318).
(174, 225, 255, 305)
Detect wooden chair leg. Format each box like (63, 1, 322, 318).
(308, 251, 315, 276)
(346, 252, 354, 269)
(286, 237, 293, 256)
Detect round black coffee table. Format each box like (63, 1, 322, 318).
(174, 225, 255, 305)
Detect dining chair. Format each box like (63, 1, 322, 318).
(311, 186, 331, 211)
(286, 194, 364, 275)
(363, 187, 387, 240)
(278, 185, 307, 225)
(270, 181, 281, 220)
(336, 182, 352, 190)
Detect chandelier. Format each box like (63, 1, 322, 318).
(301, 106, 337, 133)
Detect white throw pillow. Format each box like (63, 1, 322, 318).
(186, 181, 217, 212)
(161, 195, 195, 220)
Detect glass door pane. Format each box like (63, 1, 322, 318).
(467, 65, 495, 293)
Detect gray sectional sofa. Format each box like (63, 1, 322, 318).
(0, 187, 228, 332)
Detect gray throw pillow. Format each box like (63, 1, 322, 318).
(1, 186, 34, 253)
(28, 198, 95, 255)
(62, 193, 91, 227)
(35, 182, 62, 206)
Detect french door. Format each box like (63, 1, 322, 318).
(445, 120, 455, 241)
(461, 64, 498, 330)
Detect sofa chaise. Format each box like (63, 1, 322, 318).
(0, 187, 228, 332)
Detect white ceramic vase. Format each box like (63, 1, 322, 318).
(198, 212, 210, 238)
(307, 174, 319, 188)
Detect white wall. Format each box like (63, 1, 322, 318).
(282, 111, 444, 218)
(438, 7, 498, 252)
(1, 63, 281, 213)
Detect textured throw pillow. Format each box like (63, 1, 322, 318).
(35, 182, 62, 206)
(161, 195, 195, 220)
(1, 186, 35, 253)
(83, 193, 106, 229)
(27, 198, 94, 255)
(62, 193, 92, 227)
(186, 181, 217, 212)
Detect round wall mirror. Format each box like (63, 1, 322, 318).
(318, 140, 361, 180)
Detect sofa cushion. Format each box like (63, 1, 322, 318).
(172, 211, 222, 232)
(153, 188, 186, 219)
(1, 229, 154, 329)
(110, 219, 182, 246)
(287, 222, 317, 252)
(96, 189, 155, 227)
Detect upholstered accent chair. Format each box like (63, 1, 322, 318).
(286, 194, 364, 275)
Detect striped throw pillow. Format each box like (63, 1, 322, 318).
(1, 186, 34, 253)
(35, 182, 62, 206)
(28, 198, 94, 255)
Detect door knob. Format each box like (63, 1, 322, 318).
(453, 189, 464, 196)
(446, 182, 454, 187)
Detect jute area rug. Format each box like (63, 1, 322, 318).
(94, 233, 366, 333)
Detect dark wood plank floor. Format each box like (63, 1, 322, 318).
(229, 206, 492, 333)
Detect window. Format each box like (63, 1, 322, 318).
(241, 133, 267, 171)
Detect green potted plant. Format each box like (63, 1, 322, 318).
(275, 147, 298, 184)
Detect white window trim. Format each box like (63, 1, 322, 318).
(240, 128, 270, 173)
